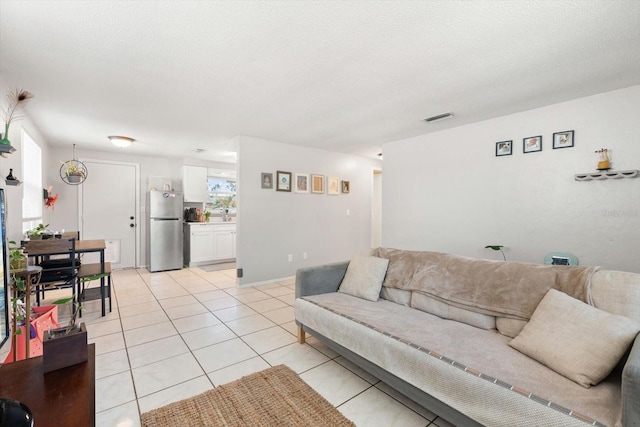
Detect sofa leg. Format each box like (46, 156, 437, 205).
(297, 326, 306, 344)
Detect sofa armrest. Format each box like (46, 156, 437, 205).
(295, 261, 349, 299)
(622, 334, 640, 426)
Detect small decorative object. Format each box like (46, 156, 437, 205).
(327, 177, 340, 195)
(60, 144, 88, 185)
(43, 296, 87, 373)
(311, 174, 324, 194)
(44, 186, 59, 210)
(203, 210, 211, 222)
(276, 171, 292, 192)
(595, 148, 610, 170)
(523, 136, 542, 153)
(1, 89, 34, 157)
(553, 130, 574, 149)
(341, 180, 350, 193)
(5, 168, 21, 186)
(295, 173, 309, 193)
(261, 173, 273, 189)
(495, 141, 512, 156)
(484, 245, 506, 261)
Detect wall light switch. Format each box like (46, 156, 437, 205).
(303, 252, 308, 259)
(288, 254, 293, 262)
(346, 209, 350, 216)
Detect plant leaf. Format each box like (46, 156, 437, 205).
(484, 245, 504, 250)
(52, 297, 74, 305)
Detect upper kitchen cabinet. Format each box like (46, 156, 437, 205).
(183, 165, 208, 202)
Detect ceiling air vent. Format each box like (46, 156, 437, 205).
(424, 112, 454, 123)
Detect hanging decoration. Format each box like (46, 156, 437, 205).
(45, 186, 59, 210)
(60, 144, 88, 185)
(0, 89, 34, 157)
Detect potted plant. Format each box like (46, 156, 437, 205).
(26, 223, 49, 240)
(8, 241, 27, 271)
(42, 295, 87, 373)
(65, 163, 86, 183)
(203, 210, 211, 222)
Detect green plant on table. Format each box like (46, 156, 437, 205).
(203, 210, 212, 222)
(52, 296, 82, 335)
(26, 223, 49, 239)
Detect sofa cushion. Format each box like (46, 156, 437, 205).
(338, 256, 389, 302)
(591, 269, 640, 323)
(411, 292, 496, 330)
(496, 317, 528, 338)
(509, 289, 640, 388)
(380, 287, 412, 306)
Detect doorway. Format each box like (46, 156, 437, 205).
(79, 159, 140, 268)
(372, 170, 382, 248)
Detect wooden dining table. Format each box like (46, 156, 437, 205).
(24, 238, 108, 314)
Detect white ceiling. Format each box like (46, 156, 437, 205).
(1, 1, 639, 163)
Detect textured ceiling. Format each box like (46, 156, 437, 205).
(0, 1, 639, 163)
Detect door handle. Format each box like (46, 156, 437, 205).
(130, 216, 134, 220)
(130, 224, 135, 228)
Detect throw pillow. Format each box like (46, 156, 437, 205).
(338, 256, 389, 302)
(509, 288, 640, 388)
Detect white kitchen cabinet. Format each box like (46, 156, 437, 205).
(183, 165, 208, 202)
(183, 222, 236, 266)
(183, 223, 214, 266)
(213, 223, 236, 260)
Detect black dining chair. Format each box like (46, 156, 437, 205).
(23, 238, 80, 306)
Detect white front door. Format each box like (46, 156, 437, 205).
(79, 159, 139, 269)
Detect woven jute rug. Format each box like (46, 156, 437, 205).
(140, 365, 356, 426)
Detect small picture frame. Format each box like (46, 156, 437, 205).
(295, 173, 309, 193)
(341, 180, 350, 193)
(276, 171, 292, 192)
(523, 136, 542, 153)
(327, 177, 340, 195)
(553, 130, 574, 149)
(496, 140, 512, 156)
(311, 174, 324, 194)
(261, 173, 273, 189)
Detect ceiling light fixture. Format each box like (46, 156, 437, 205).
(108, 135, 134, 148)
(424, 112, 454, 123)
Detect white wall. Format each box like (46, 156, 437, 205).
(237, 136, 380, 285)
(0, 77, 52, 243)
(382, 85, 640, 273)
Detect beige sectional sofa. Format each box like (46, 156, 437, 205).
(294, 248, 640, 427)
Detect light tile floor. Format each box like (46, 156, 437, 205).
(0, 267, 456, 427)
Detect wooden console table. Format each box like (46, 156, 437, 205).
(0, 343, 96, 426)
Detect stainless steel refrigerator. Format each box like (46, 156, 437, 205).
(147, 190, 183, 272)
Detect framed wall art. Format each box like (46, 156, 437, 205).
(523, 136, 542, 153)
(328, 177, 339, 195)
(341, 180, 350, 193)
(311, 174, 324, 194)
(276, 171, 292, 192)
(261, 173, 273, 189)
(495, 140, 512, 157)
(553, 130, 574, 149)
(295, 173, 309, 193)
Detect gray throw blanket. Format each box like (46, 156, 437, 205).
(374, 248, 599, 320)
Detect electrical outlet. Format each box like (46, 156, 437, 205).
(303, 252, 308, 259)
(288, 254, 293, 262)
(236, 268, 243, 278)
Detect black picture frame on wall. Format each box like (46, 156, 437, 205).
(553, 130, 574, 149)
(523, 136, 542, 153)
(276, 171, 292, 192)
(495, 140, 512, 157)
